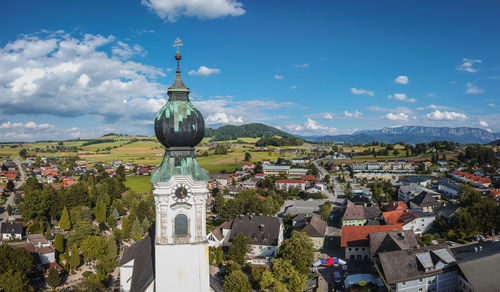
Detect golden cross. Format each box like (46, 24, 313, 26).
(173, 37, 183, 54)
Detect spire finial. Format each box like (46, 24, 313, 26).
(173, 37, 183, 54)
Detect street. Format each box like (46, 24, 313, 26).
(0, 156, 24, 221)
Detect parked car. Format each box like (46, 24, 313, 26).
(446, 241, 455, 246)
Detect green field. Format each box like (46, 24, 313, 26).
(124, 175, 153, 193)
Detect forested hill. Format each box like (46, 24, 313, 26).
(205, 123, 297, 141)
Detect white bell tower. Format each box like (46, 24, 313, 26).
(151, 38, 210, 292)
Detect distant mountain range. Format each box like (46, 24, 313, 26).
(205, 123, 296, 141)
(301, 126, 500, 144)
(205, 124, 500, 144)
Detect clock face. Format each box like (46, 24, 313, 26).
(174, 185, 189, 200)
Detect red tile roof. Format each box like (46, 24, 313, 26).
(386, 201, 408, 211)
(383, 210, 418, 226)
(301, 175, 316, 181)
(275, 179, 305, 184)
(341, 225, 402, 247)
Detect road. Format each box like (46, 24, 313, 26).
(0, 156, 25, 221)
(313, 160, 345, 206)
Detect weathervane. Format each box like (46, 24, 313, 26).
(173, 37, 183, 54)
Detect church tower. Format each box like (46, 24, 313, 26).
(152, 38, 210, 291)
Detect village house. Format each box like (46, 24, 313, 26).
(0, 221, 23, 240)
(383, 209, 436, 235)
(438, 178, 459, 199)
(275, 179, 306, 191)
(208, 215, 283, 260)
(409, 191, 441, 212)
(401, 176, 432, 187)
(292, 214, 326, 250)
(378, 244, 458, 292)
(369, 230, 419, 262)
(208, 174, 234, 189)
(341, 225, 403, 261)
(262, 165, 289, 176)
(398, 185, 439, 203)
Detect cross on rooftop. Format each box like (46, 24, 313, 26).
(173, 37, 183, 54)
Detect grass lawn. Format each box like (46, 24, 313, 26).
(124, 175, 153, 193)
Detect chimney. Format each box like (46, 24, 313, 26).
(479, 246, 483, 251)
(260, 224, 265, 230)
(399, 231, 405, 238)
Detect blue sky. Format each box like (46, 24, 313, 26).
(0, 0, 499, 141)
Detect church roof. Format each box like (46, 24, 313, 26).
(120, 232, 155, 292)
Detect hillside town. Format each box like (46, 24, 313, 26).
(1, 141, 500, 291)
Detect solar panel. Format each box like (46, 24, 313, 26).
(416, 252, 434, 269)
(432, 249, 455, 264)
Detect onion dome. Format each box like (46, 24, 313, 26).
(154, 38, 205, 148)
(151, 38, 209, 184)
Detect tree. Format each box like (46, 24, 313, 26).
(59, 206, 71, 230)
(228, 233, 251, 265)
(213, 193, 224, 213)
(92, 200, 107, 223)
(107, 214, 117, 228)
(55, 233, 64, 253)
(141, 218, 150, 233)
(244, 152, 252, 161)
(6, 205, 12, 216)
(0, 245, 35, 292)
(278, 231, 314, 275)
(47, 266, 60, 289)
(6, 180, 15, 192)
(0, 269, 34, 292)
(70, 244, 80, 271)
(19, 149, 27, 159)
(223, 267, 251, 292)
(115, 165, 125, 181)
(260, 258, 306, 292)
(130, 218, 143, 242)
(66, 221, 99, 248)
(319, 201, 332, 221)
(80, 236, 108, 262)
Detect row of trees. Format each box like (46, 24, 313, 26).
(430, 186, 500, 241)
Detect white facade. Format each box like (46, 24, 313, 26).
(1, 233, 22, 240)
(154, 175, 210, 292)
(395, 270, 457, 292)
(39, 251, 55, 265)
(403, 216, 436, 235)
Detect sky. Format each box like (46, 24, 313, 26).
(0, 0, 499, 141)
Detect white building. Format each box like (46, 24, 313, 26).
(275, 179, 306, 191)
(0, 222, 22, 240)
(208, 215, 283, 259)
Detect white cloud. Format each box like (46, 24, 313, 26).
(304, 118, 336, 133)
(427, 104, 453, 110)
(205, 112, 243, 125)
(457, 58, 482, 73)
(285, 124, 304, 132)
(384, 113, 409, 121)
(427, 93, 436, 97)
(350, 88, 374, 96)
(142, 0, 245, 22)
(295, 63, 309, 68)
(425, 110, 468, 121)
(465, 82, 484, 94)
(343, 110, 363, 118)
(274, 74, 285, 80)
(387, 93, 416, 103)
(0, 121, 80, 141)
(367, 106, 413, 115)
(416, 107, 425, 111)
(0, 31, 166, 122)
(188, 66, 220, 76)
(323, 113, 334, 120)
(394, 75, 409, 84)
(112, 41, 144, 59)
(479, 120, 489, 127)
(488, 103, 496, 107)
(291, 85, 296, 89)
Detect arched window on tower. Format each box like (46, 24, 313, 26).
(174, 214, 188, 236)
